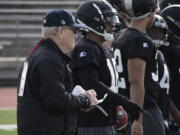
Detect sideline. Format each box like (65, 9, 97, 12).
(0, 124, 17, 131)
(0, 107, 16, 110)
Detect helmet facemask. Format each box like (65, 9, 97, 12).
(103, 13, 120, 41)
(148, 28, 169, 47)
(147, 15, 169, 47)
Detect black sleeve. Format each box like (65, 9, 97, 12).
(75, 66, 130, 106)
(128, 36, 154, 61)
(75, 67, 143, 122)
(37, 59, 90, 112)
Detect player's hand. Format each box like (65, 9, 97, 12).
(131, 120, 143, 135)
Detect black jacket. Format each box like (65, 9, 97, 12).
(17, 39, 89, 135)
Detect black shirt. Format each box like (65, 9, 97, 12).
(71, 38, 129, 127)
(160, 42, 180, 110)
(113, 28, 159, 109)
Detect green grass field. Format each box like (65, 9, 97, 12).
(0, 109, 17, 135)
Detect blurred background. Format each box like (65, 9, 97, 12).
(0, 0, 83, 86)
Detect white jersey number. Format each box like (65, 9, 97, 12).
(18, 61, 28, 97)
(152, 52, 159, 82)
(159, 64, 170, 94)
(107, 58, 119, 93)
(114, 49, 126, 89)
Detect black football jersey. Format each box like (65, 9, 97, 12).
(71, 38, 119, 126)
(112, 28, 159, 109)
(160, 43, 180, 110)
(157, 50, 170, 119)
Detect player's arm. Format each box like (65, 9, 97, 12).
(75, 66, 142, 120)
(76, 66, 129, 104)
(169, 99, 180, 124)
(128, 57, 146, 135)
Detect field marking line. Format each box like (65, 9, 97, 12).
(0, 124, 17, 131)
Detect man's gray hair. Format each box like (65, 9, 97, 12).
(41, 27, 58, 39)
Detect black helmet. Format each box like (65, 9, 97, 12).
(76, 0, 120, 41)
(104, 0, 125, 12)
(160, 5, 180, 41)
(147, 14, 169, 47)
(122, 0, 158, 19)
(160, 0, 180, 10)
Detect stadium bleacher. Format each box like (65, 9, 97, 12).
(0, 0, 83, 85)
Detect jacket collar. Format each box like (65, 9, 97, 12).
(43, 39, 71, 63)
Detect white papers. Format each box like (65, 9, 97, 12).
(72, 85, 109, 116)
(72, 85, 85, 96)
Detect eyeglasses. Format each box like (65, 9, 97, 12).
(62, 26, 77, 34)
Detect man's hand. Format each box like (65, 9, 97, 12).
(80, 89, 98, 112)
(83, 89, 99, 105)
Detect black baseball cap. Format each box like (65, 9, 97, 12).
(43, 9, 87, 30)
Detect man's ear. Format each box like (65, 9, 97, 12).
(58, 27, 63, 39)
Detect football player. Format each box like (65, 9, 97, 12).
(147, 14, 171, 134)
(71, 1, 143, 135)
(147, 14, 169, 118)
(160, 4, 180, 115)
(160, 5, 180, 133)
(112, 0, 165, 135)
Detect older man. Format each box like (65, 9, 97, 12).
(17, 9, 98, 135)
